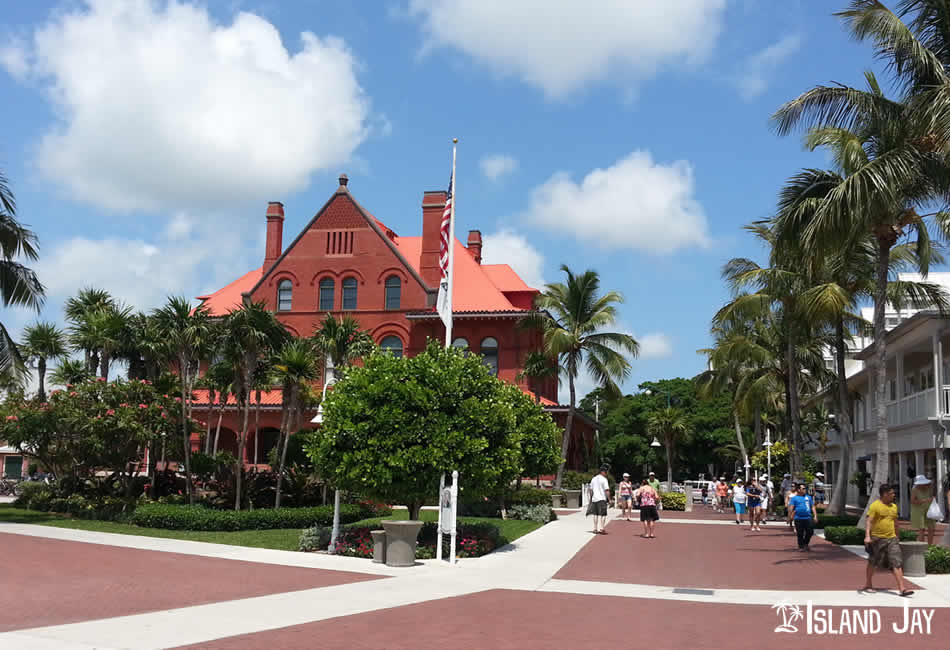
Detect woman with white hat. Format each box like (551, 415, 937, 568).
(910, 474, 936, 545)
(618, 473, 634, 521)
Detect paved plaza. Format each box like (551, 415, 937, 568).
(3, 508, 950, 649)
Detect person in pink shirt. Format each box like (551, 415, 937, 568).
(635, 479, 661, 538)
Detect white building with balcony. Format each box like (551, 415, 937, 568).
(816, 310, 950, 518)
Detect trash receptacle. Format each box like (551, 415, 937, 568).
(899, 541, 927, 578)
(564, 489, 581, 508)
(551, 493, 563, 508)
(371, 529, 387, 564)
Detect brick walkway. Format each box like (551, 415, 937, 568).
(2, 508, 948, 649)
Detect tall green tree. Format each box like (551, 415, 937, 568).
(772, 67, 950, 502)
(528, 265, 639, 488)
(49, 358, 90, 387)
(153, 296, 215, 505)
(20, 322, 67, 401)
(64, 288, 117, 376)
(647, 407, 690, 490)
(0, 169, 44, 383)
(220, 301, 288, 509)
(272, 338, 320, 507)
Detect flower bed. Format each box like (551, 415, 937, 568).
(328, 521, 502, 559)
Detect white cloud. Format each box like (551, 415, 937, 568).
(480, 228, 545, 289)
(736, 34, 802, 100)
(407, 0, 727, 98)
(0, 39, 29, 80)
(164, 213, 194, 240)
(35, 214, 252, 312)
(480, 154, 518, 181)
(4, 0, 370, 213)
(637, 333, 673, 360)
(522, 151, 711, 254)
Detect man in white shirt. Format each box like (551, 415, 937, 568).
(589, 465, 611, 534)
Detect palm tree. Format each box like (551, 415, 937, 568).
(153, 296, 215, 504)
(123, 312, 168, 383)
(20, 322, 67, 401)
(272, 338, 320, 507)
(772, 69, 950, 500)
(517, 350, 558, 404)
(251, 361, 273, 465)
(647, 407, 690, 491)
(220, 301, 289, 509)
(64, 288, 116, 374)
(203, 360, 235, 455)
(0, 169, 44, 382)
(527, 265, 639, 488)
(49, 358, 90, 387)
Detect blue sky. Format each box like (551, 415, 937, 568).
(0, 1, 888, 398)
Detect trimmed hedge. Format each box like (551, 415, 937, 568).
(815, 514, 859, 529)
(926, 546, 950, 574)
(507, 487, 555, 507)
(659, 491, 686, 511)
(130, 503, 386, 531)
(824, 526, 918, 545)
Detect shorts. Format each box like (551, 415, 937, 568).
(588, 500, 607, 517)
(621, 494, 632, 502)
(761, 498, 769, 510)
(748, 500, 761, 509)
(734, 502, 747, 515)
(867, 536, 902, 569)
(640, 505, 659, 521)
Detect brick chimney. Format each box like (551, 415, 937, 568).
(420, 191, 447, 288)
(467, 230, 482, 264)
(264, 201, 284, 269)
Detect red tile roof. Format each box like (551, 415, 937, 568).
(481, 264, 535, 292)
(196, 267, 262, 316)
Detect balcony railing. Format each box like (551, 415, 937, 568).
(885, 389, 936, 428)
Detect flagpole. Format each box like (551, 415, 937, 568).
(445, 138, 457, 349)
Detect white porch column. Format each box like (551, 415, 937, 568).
(915, 449, 925, 479)
(897, 351, 905, 399)
(934, 332, 942, 417)
(898, 452, 909, 519)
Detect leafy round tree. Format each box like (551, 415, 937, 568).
(308, 341, 559, 520)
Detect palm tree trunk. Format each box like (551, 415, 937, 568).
(861, 236, 893, 528)
(179, 352, 193, 505)
(733, 411, 749, 481)
(753, 406, 762, 449)
(786, 333, 803, 477)
(204, 390, 214, 454)
(275, 390, 292, 508)
(254, 390, 261, 465)
(234, 372, 251, 511)
(213, 395, 225, 455)
(665, 435, 673, 492)
(37, 357, 47, 402)
(99, 352, 110, 381)
(828, 316, 855, 516)
(554, 372, 576, 489)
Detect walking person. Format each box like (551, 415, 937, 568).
(618, 473, 635, 522)
(909, 475, 937, 546)
(715, 476, 728, 513)
(760, 474, 772, 524)
(588, 465, 611, 535)
(863, 484, 914, 596)
(789, 483, 817, 551)
(785, 481, 796, 529)
(732, 478, 747, 525)
(636, 478, 661, 538)
(746, 478, 763, 531)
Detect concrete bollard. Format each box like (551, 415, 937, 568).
(371, 529, 387, 564)
(899, 541, 927, 578)
(564, 490, 581, 508)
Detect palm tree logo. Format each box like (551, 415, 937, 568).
(772, 601, 803, 633)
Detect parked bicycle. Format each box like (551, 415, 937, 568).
(0, 478, 22, 497)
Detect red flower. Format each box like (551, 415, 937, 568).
(96, 377, 106, 382)
(106, 409, 115, 416)
(69, 391, 78, 397)
(5, 415, 18, 422)
(174, 397, 182, 403)
(139, 404, 148, 409)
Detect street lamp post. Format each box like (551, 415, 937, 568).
(312, 361, 340, 553)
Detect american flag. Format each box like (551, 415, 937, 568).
(439, 175, 453, 280)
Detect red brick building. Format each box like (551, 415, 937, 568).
(190, 175, 596, 470)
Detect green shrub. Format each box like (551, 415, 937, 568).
(65, 494, 90, 515)
(129, 503, 371, 531)
(815, 514, 859, 529)
(926, 545, 950, 574)
(561, 470, 592, 490)
(824, 526, 919, 545)
(508, 504, 556, 524)
(299, 525, 332, 552)
(48, 497, 68, 513)
(506, 487, 554, 507)
(659, 491, 686, 511)
(13, 482, 52, 510)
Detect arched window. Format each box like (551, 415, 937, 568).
(342, 277, 358, 310)
(319, 278, 335, 311)
(384, 275, 401, 310)
(480, 337, 498, 376)
(277, 280, 292, 312)
(380, 335, 403, 358)
(451, 338, 469, 351)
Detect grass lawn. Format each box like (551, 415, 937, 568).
(0, 504, 542, 552)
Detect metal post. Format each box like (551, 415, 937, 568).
(436, 472, 445, 561)
(450, 470, 458, 565)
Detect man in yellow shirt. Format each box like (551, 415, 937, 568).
(863, 484, 913, 596)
